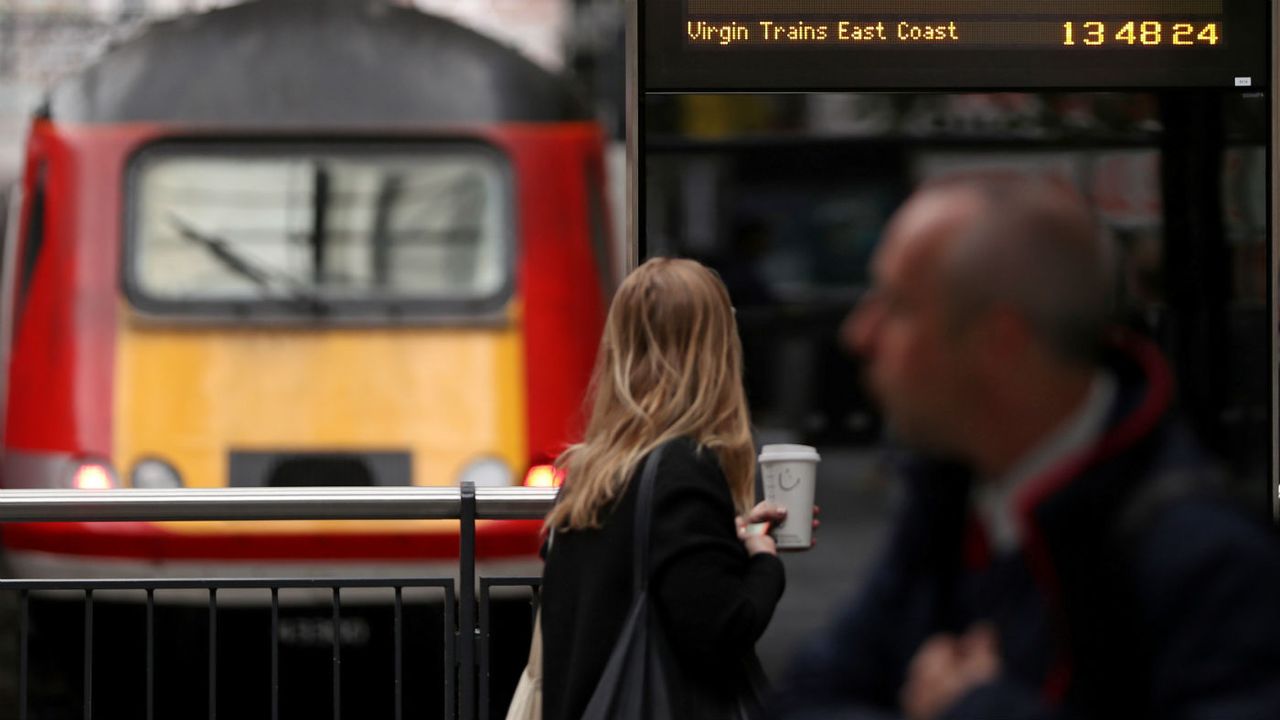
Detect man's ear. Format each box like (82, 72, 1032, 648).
(974, 306, 1033, 374)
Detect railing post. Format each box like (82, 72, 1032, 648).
(458, 481, 476, 720)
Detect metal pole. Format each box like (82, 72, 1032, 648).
(626, 0, 641, 272)
(458, 481, 476, 720)
(479, 582, 491, 720)
(84, 590, 93, 720)
(1272, 0, 1279, 524)
(472, 488, 559, 519)
(0, 486, 556, 523)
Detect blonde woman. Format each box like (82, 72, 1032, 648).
(540, 257, 793, 720)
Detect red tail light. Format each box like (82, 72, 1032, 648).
(523, 464, 564, 488)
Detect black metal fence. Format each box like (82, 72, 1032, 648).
(0, 482, 555, 720)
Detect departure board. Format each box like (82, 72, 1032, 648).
(644, 1, 1270, 90)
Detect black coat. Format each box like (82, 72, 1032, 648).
(774, 338, 1280, 720)
(541, 437, 786, 720)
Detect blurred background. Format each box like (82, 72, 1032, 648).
(0, 0, 1272, 715)
(646, 91, 1269, 471)
(644, 88, 1271, 678)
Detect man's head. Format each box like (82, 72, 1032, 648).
(844, 174, 1113, 459)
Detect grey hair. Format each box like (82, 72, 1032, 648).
(931, 174, 1116, 365)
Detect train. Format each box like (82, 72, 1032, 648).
(0, 0, 613, 714)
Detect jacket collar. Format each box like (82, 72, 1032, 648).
(1009, 333, 1177, 704)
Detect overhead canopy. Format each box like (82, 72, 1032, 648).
(51, 0, 590, 126)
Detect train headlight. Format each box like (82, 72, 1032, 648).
(458, 457, 513, 488)
(131, 458, 183, 489)
(522, 464, 565, 488)
(70, 460, 119, 490)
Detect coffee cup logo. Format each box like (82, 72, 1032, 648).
(758, 445, 818, 550)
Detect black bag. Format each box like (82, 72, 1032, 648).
(579, 443, 764, 720)
(579, 443, 679, 720)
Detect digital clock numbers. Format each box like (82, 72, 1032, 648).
(1063, 21, 1219, 47)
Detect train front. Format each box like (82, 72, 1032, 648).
(1, 0, 606, 650)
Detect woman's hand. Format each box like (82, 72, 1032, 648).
(808, 504, 822, 549)
(735, 503, 823, 555)
(736, 501, 788, 556)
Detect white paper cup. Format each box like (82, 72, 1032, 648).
(758, 444, 820, 550)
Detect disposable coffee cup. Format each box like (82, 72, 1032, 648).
(758, 444, 820, 550)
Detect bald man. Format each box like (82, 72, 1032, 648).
(774, 177, 1280, 720)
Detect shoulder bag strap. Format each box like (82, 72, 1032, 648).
(631, 442, 668, 598)
(527, 607, 543, 676)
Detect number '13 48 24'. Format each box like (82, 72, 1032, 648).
(1063, 21, 1219, 47)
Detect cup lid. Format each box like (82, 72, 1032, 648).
(758, 443, 821, 463)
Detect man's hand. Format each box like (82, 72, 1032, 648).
(901, 623, 1001, 720)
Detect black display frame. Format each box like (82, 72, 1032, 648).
(645, 0, 1269, 92)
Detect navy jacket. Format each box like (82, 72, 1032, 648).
(775, 339, 1280, 720)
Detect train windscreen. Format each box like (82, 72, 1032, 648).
(125, 142, 513, 317)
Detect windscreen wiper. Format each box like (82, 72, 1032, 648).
(167, 213, 332, 314)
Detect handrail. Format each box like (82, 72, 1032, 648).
(0, 481, 549, 720)
(0, 486, 559, 522)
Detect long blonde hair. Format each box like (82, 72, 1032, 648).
(545, 257, 755, 531)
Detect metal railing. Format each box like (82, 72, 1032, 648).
(0, 485, 557, 522)
(0, 482, 557, 720)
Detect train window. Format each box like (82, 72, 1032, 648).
(124, 143, 512, 317)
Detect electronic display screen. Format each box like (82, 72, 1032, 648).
(644, 1, 1270, 90)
